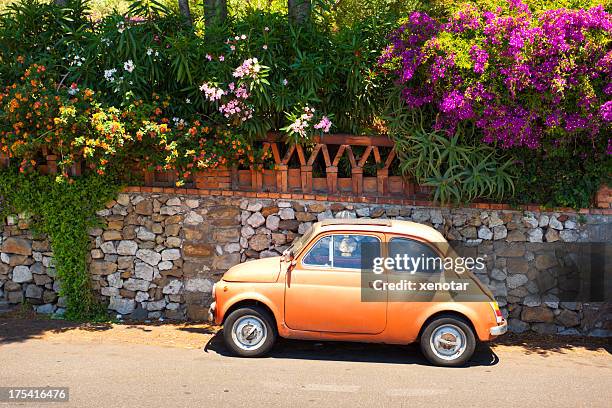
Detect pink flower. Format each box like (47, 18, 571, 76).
(199, 82, 225, 101)
(235, 86, 249, 99)
(233, 58, 262, 79)
(220, 99, 253, 122)
(314, 116, 332, 133)
(289, 119, 308, 137)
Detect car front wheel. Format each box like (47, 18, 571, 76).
(420, 316, 476, 367)
(223, 306, 277, 357)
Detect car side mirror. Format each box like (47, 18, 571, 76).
(281, 249, 295, 263)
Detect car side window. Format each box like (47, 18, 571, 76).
(388, 237, 443, 274)
(302, 235, 331, 267)
(302, 234, 380, 269)
(333, 235, 380, 269)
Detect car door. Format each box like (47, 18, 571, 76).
(386, 235, 445, 303)
(284, 232, 387, 334)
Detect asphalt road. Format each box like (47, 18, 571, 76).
(0, 333, 610, 408)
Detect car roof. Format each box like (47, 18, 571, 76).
(314, 218, 448, 249)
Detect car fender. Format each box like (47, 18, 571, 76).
(414, 302, 490, 341)
(219, 290, 282, 329)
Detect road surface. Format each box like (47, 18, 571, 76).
(0, 321, 610, 407)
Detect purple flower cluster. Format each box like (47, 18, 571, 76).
(469, 46, 488, 74)
(380, 1, 612, 152)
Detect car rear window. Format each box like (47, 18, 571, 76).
(388, 237, 443, 274)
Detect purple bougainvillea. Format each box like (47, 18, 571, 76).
(380, 0, 612, 152)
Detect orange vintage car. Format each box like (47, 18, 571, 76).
(209, 219, 507, 366)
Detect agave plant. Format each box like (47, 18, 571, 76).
(390, 118, 516, 204)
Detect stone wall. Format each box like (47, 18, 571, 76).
(1, 192, 610, 336)
(0, 225, 59, 314)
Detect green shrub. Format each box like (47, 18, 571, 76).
(391, 126, 516, 204)
(510, 145, 611, 209)
(0, 169, 119, 320)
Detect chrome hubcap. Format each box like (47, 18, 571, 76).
(430, 324, 466, 361)
(231, 315, 267, 351)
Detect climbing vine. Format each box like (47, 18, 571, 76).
(0, 169, 119, 320)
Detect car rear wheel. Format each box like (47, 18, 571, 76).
(223, 306, 277, 357)
(420, 316, 476, 367)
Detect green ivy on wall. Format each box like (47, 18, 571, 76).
(0, 169, 119, 320)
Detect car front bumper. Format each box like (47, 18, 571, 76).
(490, 320, 508, 336)
(208, 301, 216, 323)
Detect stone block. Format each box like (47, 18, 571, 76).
(212, 253, 240, 270)
(2, 237, 32, 256)
(521, 306, 554, 323)
(184, 243, 214, 258)
(213, 228, 240, 243)
(108, 297, 135, 314)
(12, 265, 32, 282)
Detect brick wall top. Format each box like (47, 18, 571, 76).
(122, 186, 612, 216)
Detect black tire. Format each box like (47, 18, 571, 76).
(223, 306, 277, 357)
(420, 315, 476, 367)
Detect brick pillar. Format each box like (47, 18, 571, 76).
(403, 177, 416, 197)
(377, 168, 388, 196)
(250, 166, 263, 191)
(144, 170, 154, 186)
(301, 165, 312, 193)
(276, 163, 288, 192)
(231, 166, 239, 190)
(596, 185, 611, 209)
(351, 167, 363, 195)
(326, 166, 338, 194)
(46, 155, 57, 174)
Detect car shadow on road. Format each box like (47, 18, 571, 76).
(204, 331, 499, 367)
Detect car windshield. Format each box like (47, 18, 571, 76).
(286, 224, 315, 257)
